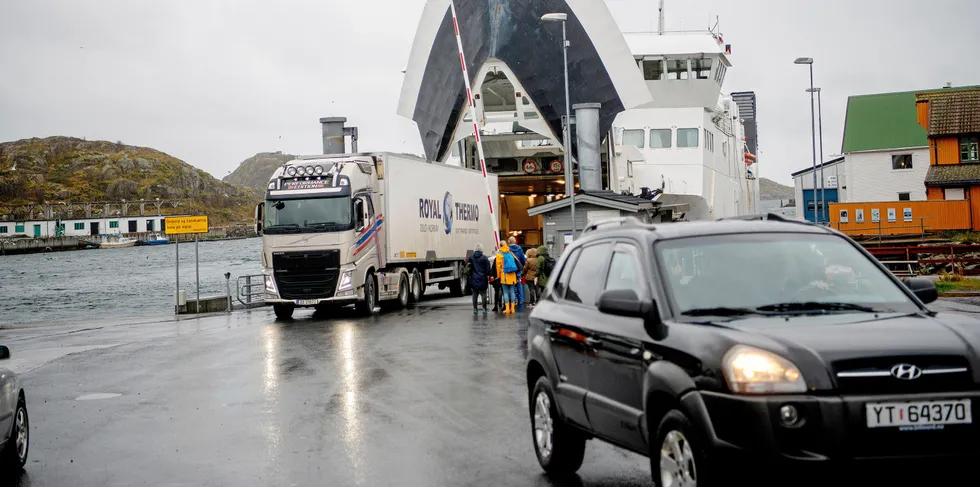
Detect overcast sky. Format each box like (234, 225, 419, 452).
(1, 0, 977, 185)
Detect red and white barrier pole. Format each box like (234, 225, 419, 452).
(449, 0, 500, 250)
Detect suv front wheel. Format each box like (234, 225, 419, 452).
(653, 409, 712, 487)
(530, 377, 586, 476)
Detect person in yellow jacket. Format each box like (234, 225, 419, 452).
(496, 243, 520, 314)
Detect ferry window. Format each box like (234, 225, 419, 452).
(714, 63, 727, 84)
(650, 129, 671, 148)
(642, 59, 664, 81)
(109, 221, 119, 229)
(898, 192, 911, 201)
(722, 141, 729, 156)
(622, 129, 645, 148)
(15, 224, 24, 233)
(0, 226, 6, 233)
(704, 130, 715, 152)
(678, 128, 699, 148)
(667, 60, 689, 80)
(147, 220, 155, 232)
(128, 220, 137, 232)
(74, 222, 84, 230)
(961, 136, 980, 162)
(891, 154, 913, 170)
(693, 58, 712, 79)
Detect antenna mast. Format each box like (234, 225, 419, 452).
(658, 0, 665, 34)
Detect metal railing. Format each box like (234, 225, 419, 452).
(237, 274, 267, 308)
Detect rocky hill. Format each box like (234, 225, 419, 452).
(759, 177, 794, 201)
(223, 151, 297, 192)
(0, 137, 260, 225)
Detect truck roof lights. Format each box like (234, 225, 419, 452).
(313, 165, 324, 175)
(296, 166, 306, 176)
(286, 166, 297, 177)
(305, 166, 314, 175)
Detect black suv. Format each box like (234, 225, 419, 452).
(525, 216, 980, 485)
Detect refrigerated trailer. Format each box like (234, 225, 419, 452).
(256, 149, 499, 319)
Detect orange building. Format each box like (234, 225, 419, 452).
(917, 88, 980, 229)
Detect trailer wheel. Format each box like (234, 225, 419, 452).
(449, 262, 464, 297)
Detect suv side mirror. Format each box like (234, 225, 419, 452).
(597, 289, 667, 340)
(904, 277, 938, 304)
(0, 346, 10, 360)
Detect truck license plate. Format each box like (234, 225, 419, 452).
(295, 299, 319, 306)
(866, 399, 972, 428)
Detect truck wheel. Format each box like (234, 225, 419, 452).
(397, 273, 410, 308)
(273, 304, 294, 320)
(409, 269, 424, 302)
(449, 263, 464, 297)
(357, 274, 379, 316)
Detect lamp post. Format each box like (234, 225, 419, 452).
(542, 12, 576, 236)
(807, 87, 826, 223)
(795, 57, 820, 223)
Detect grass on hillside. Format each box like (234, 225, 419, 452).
(935, 272, 980, 293)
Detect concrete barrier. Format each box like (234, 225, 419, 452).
(178, 295, 232, 314)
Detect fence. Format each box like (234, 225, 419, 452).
(829, 200, 971, 238)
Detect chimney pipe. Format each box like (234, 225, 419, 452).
(573, 103, 602, 192)
(320, 117, 347, 154)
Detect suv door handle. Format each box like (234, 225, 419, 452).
(585, 337, 603, 348)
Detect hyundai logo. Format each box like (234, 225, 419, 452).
(890, 363, 922, 380)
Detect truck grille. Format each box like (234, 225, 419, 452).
(272, 250, 341, 300)
(833, 355, 973, 395)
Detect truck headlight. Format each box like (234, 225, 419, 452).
(722, 345, 806, 394)
(338, 270, 354, 291)
(264, 275, 277, 294)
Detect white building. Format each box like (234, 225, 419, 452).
(0, 215, 176, 238)
(793, 157, 845, 222)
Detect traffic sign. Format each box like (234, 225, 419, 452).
(165, 216, 209, 235)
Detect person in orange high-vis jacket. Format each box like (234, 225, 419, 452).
(496, 244, 519, 314)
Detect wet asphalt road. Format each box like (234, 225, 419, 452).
(0, 293, 652, 487)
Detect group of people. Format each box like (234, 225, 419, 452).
(463, 237, 556, 315)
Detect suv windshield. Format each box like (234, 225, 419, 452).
(264, 196, 353, 234)
(656, 233, 920, 316)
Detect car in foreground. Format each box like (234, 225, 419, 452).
(525, 215, 977, 485)
(0, 345, 28, 477)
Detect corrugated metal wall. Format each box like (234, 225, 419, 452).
(829, 200, 971, 235)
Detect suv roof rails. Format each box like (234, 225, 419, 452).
(718, 212, 812, 224)
(581, 216, 656, 235)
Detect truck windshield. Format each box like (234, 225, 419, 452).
(264, 197, 352, 234)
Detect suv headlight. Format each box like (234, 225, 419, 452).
(338, 270, 354, 291)
(722, 345, 806, 394)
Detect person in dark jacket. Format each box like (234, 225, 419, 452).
(466, 244, 492, 314)
(507, 237, 527, 306)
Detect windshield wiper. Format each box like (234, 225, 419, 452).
(755, 301, 880, 314)
(265, 224, 301, 234)
(681, 306, 760, 317)
(306, 222, 343, 231)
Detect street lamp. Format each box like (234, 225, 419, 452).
(795, 57, 821, 223)
(542, 12, 577, 237)
(807, 87, 826, 225)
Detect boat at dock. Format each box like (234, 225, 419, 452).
(143, 233, 170, 246)
(80, 235, 138, 249)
